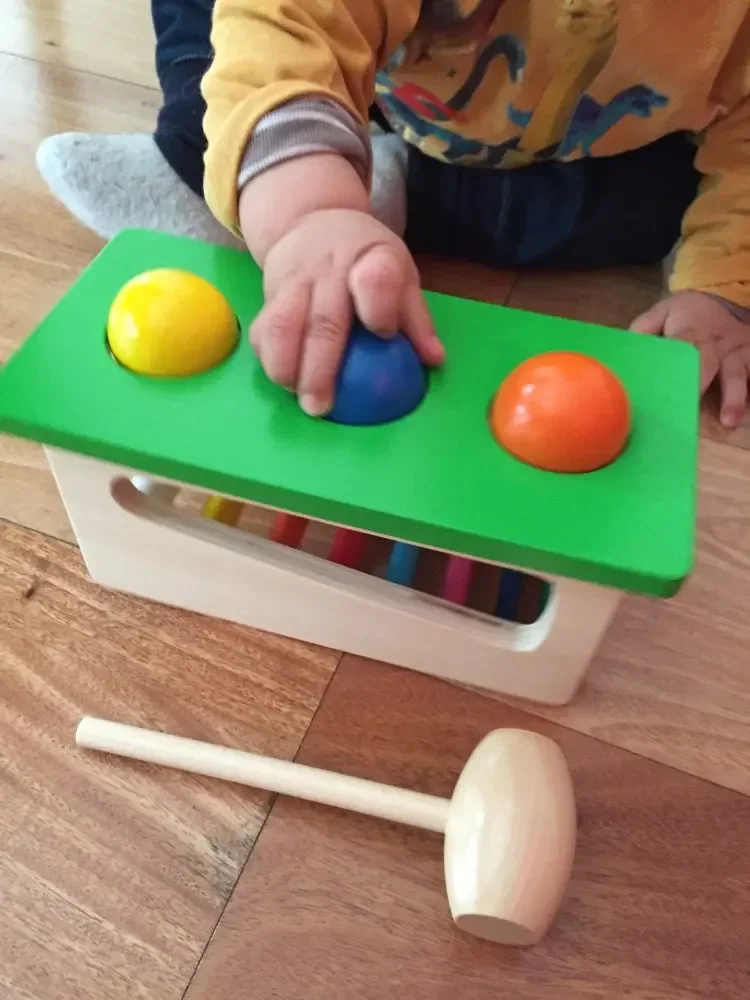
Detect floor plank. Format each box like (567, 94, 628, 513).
(0, 438, 73, 543)
(418, 255, 516, 304)
(506, 268, 750, 447)
(507, 265, 663, 327)
(0, 250, 78, 365)
(504, 437, 750, 795)
(0, 522, 339, 1000)
(184, 657, 750, 1000)
(2, 0, 157, 89)
(0, 52, 159, 539)
(0, 52, 157, 266)
(0, 253, 81, 543)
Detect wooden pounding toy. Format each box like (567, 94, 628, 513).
(0, 230, 700, 706)
(76, 716, 577, 946)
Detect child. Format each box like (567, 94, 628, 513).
(39, 0, 750, 424)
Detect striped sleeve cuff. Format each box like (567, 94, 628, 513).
(707, 292, 750, 324)
(237, 97, 371, 191)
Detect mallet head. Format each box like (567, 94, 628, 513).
(443, 728, 576, 946)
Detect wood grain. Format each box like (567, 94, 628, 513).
(3, 2, 750, 998)
(0, 52, 159, 539)
(506, 268, 750, 448)
(147, 437, 750, 800)
(184, 657, 750, 1000)
(2, 0, 158, 89)
(0, 438, 73, 543)
(418, 254, 516, 305)
(506, 265, 663, 328)
(0, 53, 157, 267)
(0, 522, 339, 1000)
(499, 436, 750, 795)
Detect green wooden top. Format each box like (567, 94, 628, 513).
(0, 230, 699, 597)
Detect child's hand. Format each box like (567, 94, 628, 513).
(238, 152, 443, 417)
(631, 290, 750, 428)
(250, 207, 443, 417)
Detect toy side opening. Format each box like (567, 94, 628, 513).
(128, 476, 551, 627)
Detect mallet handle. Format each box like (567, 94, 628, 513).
(76, 718, 450, 834)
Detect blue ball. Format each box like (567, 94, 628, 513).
(326, 323, 428, 427)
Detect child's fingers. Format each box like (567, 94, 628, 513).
(400, 283, 445, 367)
(348, 245, 402, 336)
(251, 283, 310, 389)
(695, 337, 721, 395)
(297, 273, 352, 417)
(629, 300, 670, 335)
(719, 353, 748, 428)
(659, 318, 719, 396)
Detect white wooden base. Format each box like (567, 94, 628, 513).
(46, 448, 622, 706)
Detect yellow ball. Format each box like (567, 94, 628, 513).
(107, 268, 238, 376)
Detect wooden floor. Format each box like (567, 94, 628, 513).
(3, 4, 750, 998)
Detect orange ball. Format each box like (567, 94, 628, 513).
(491, 351, 631, 473)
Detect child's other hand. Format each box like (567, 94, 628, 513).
(250, 208, 443, 417)
(631, 290, 750, 428)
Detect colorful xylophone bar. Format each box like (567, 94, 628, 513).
(202, 499, 545, 624)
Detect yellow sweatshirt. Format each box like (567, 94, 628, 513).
(203, 0, 750, 306)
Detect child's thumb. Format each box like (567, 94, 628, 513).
(629, 300, 670, 336)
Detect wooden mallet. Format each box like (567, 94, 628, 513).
(76, 718, 576, 945)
